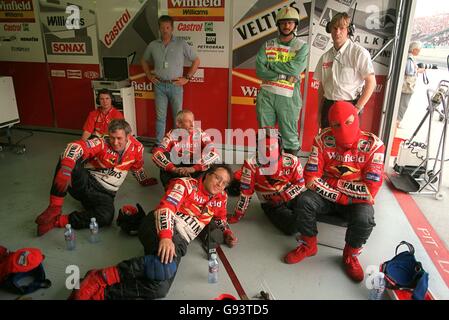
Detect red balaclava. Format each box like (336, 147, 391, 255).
(328, 101, 361, 149)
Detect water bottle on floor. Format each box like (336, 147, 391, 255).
(208, 253, 219, 283)
(89, 217, 99, 243)
(368, 272, 386, 300)
(64, 224, 76, 251)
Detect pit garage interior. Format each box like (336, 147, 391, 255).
(1, 0, 449, 300)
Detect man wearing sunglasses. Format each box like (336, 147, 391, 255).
(70, 164, 238, 300)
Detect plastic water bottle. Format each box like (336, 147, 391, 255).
(89, 217, 99, 243)
(369, 272, 386, 300)
(208, 253, 219, 283)
(64, 224, 76, 250)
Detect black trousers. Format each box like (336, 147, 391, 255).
(104, 211, 188, 300)
(320, 98, 358, 128)
(295, 190, 375, 248)
(261, 195, 303, 236)
(160, 167, 202, 189)
(50, 159, 116, 229)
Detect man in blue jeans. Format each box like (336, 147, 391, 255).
(141, 15, 200, 144)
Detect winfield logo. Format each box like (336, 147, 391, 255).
(170, 0, 222, 7)
(0, 0, 32, 10)
(52, 42, 86, 54)
(104, 9, 131, 47)
(0, 0, 35, 22)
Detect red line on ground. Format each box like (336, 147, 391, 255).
(386, 177, 449, 288)
(216, 246, 249, 300)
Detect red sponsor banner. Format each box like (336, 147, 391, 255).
(0, 0, 35, 22)
(168, 0, 225, 21)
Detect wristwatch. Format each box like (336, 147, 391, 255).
(184, 74, 192, 80)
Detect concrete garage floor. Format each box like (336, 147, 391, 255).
(1, 130, 449, 300)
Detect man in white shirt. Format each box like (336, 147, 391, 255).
(314, 12, 376, 128)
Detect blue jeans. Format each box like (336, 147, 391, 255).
(154, 83, 183, 142)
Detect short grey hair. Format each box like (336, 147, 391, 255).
(176, 109, 194, 124)
(108, 119, 132, 135)
(409, 41, 422, 52)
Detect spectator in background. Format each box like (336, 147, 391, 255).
(397, 41, 425, 128)
(141, 15, 200, 144)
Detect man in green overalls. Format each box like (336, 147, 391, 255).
(255, 6, 308, 156)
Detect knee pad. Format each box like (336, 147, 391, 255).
(143, 255, 177, 281)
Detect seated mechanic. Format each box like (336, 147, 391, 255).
(228, 127, 306, 237)
(35, 119, 157, 236)
(81, 88, 124, 141)
(152, 109, 220, 189)
(69, 164, 238, 300)
(284, 101, 385, 282)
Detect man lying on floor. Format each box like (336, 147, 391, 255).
(69, 164, 238, 300)
(35, 119, 157, 236)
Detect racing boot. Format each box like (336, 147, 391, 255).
(37, 214, 69, 237)
(69, 266, 120, 300)
(35, 195, 64, 224)
(284, 235, 317, 264)
(343, 244, 364, 282)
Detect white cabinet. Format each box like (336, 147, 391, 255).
(0, 76, 20, 129)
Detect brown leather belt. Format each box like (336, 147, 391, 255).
(157, 78, 176, 83)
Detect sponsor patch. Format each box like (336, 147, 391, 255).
(306, 164, 318, 172)
(372, 152, 385, 165)
(166, 196, 179, 206)
(324, 135, 336, 148)
(86, 138, 101, 149)
(168, 191, 183, 202)
(358, 140, 371, 153)
(366, 172, 381, 182)
(241, 183, 250, 190)
(311, 146, 319, 157)
(172, 183, 185, 195)
(283, 156, 293, 167)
